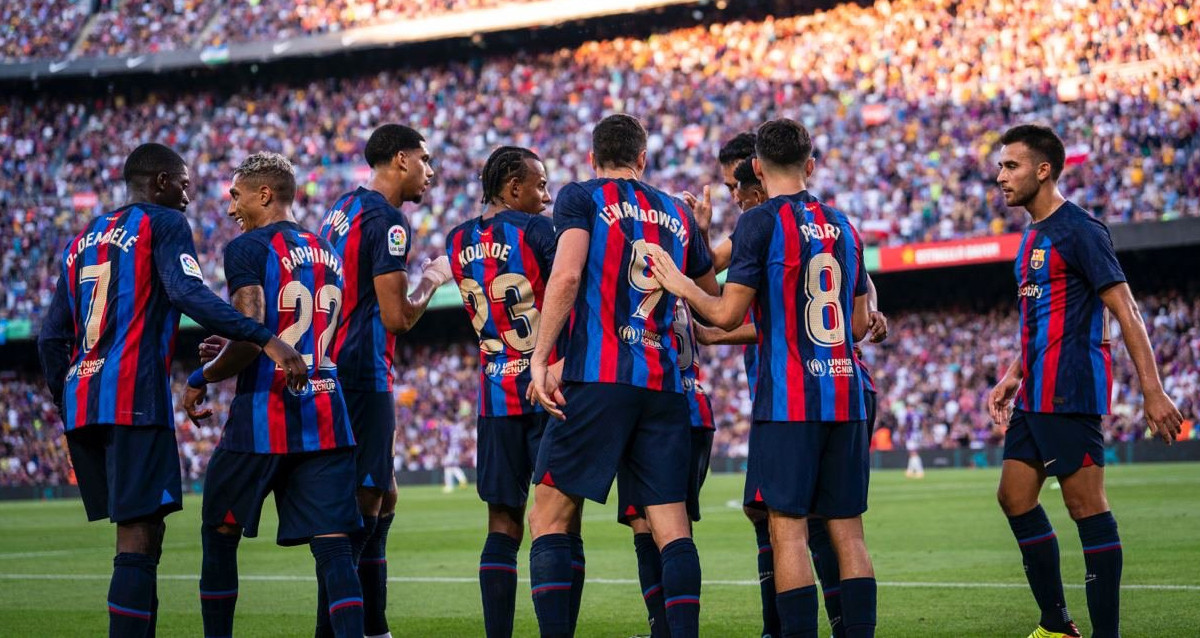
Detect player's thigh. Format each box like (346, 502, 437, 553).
(275, 448, 361, 546)
(997, 459, 1047, 516)
(345, 390, 396, 492)
(623, 389, 692, 508)
(813, 420, 869, 518)
(477, 413, 542, 509)
(107, 425, 183, 524)
(532, 382, 640, 503)
(1057, 464, 1109, 520)
(745, 421, 826, 517)
(201, 447, 277, 539)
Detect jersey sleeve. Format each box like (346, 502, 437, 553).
(37, 274, 74, 409)
(725, 207, 774, 289)
(150, 211, 274, 346)
(527, 215, 558, 270)
(553, 182, 593, 238)
(223, 234, 268, 295)
(1071, 218, 1126, 293)
(365, 209, 410, 276)
(851, 226, 868, 297)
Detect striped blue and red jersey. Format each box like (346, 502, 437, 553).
(318, 187, 411, 393)
(553, 178, 713, 393)
(1014, 201, 1124, 415)
(727, 190, 868, 423)
(446, 211, 557, 417)
(856, 348, 876, 394)
(742, 311, 760, 404)
(673, 300, 714, 430)
(219, 222, 354, 454)
(37, 203, 274, 431)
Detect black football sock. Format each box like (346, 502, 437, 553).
(660, 537, 701, 638)
(1077, 511, 1122, 638)
(633, 533, 669, 638)
(361, 513, 393, 636)
(479, 531, 520, 638)
(840, 577, 876, 638)
(776, 585, 819, 638)
(199, 527, 241, 638)
(806, 518, 843, 637)
(312, 536, 364, 638)
(108, 552, 157, 638)
(1008, 505, 1073, 632)
(755, 519, 781, 637)
(529, 533, 573, 638)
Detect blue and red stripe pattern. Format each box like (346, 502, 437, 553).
(319, 187, 411, 393)
(108, 601, 153, 620)
(1016, 530, 1058, 547)
(726, 190, 868, 423)
(664, 594, 701, 608)
(480, 562, 518, 574)
(220, 222, 353, 455)
(328, 596, 364, 614)
(1082, 541, 1122, 555)
(447, 211, 557, 417)
(1013, 202, 1124, 415)
(531, 581, 573, 596)
(673, 301, 714, 429)
(46, 203, 273, 430)
(199, 588, 239, 601)
(742, 312, 760, 404)
(553, 179, 713, 393)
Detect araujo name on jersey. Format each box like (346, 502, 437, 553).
(281, 244, 344, 277)
(800, 222, 841, 241)
(65, 227, 138, 268)
(457, 241, 512, 267)
(323, 208, 352, 236)
(599, 201, 688, 245)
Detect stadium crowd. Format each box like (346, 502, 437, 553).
(3, 295, 1196, 487)
(3, 0, 1199, 334)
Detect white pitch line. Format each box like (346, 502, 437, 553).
(0, 573, 1196, 591)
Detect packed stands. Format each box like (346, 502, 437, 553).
(3, 295, 1197, 486)
(0, 0, 91, 62)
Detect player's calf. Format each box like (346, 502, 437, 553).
(312, 534, 365, 638)
(200, 524, 242, 638)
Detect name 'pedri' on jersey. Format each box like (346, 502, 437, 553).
(318, 187, 411, 392)
(446, 210, 557, 417)
(673, 300, 714, 430)
(220, 221, 354, 454)
(1014, 201, 1125, 415)
(39, 203, 274, 431)
(553, 178, 713, 393)
(727, 190, 868, 423)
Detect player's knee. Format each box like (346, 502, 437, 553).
(213, 523, 242, 537)
(380, 489, 398, 516)
(997, 486, 1035, 517)
(1062, 491, 1108, 521)
(488, 505, 525, 541)
(116, 518, 164, 556)
(743, 505, 767, 523)
(357, 487, 385, 516)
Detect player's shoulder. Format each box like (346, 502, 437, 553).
(1060, 200, 1109, 231)
(446, 216, 480, 245)
(496, 210, 552, 234)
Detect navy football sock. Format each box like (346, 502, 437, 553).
(1008, 505, 1073, 631)
(199, 527, 241, 638)
(529, 533, 573, 638)
(754, 519, 781, 637)
(311, 537, 364, 638)
(776, 585, 819, 638)
(807, 518, 843, 637)
(317, 516, 375, 637)
(568, 532, 586, 633)
(479, 532, 521, 638)
(661, 537, 701, 638)
(839, 577, 876, 638)
(361, 513, 393, 636)
(108, 552, 157, 638)
(1077, 511, 1122, 638)
(633, 533, 669, 638)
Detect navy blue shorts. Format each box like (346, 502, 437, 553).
(344, 390, 396, 492)
(744, 420, 869, 518)
(534, 382, 691, 505)
(1003, 409, 1105, 477)
(66, 424, 182, 524)
(617, 427, 713, 525)
(865, 389, 877, 433)
(202, 446, 362, 546)
(476, 412, 548, 509)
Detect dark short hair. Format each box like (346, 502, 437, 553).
(480, 146, 539, 205)
(364, 124, 425, 168)
(733, 156, 760, 188)
(234, 152, 297, 205)
(123, 143, 186, 183)
(755, 119, 813, 169)
(718, 132, 757, 166)
(592, 114, 647, 170)
(999, 124, 1066, 180)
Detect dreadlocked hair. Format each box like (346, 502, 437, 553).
(480, 146, 539, 205)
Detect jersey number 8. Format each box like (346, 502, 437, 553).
(804, 253, 846, 347)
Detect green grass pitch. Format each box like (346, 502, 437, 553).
(1, 463, 1198, 636)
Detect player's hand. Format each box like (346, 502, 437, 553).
(1143, 389, 1183, 445)
(644, 245, 691, 298)
(183, 384, 213, 425)
(682, 185, 713, 236)
(867, 310, 889, 343)
(988, 375, 1021, 428)
(262, 336, 309, 393)
(529, 359, 566, 420)
(199, 335, 228, 364)
(421, 256, 453, 288)
(692, 320, 716, 346)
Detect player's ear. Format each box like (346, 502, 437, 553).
(635, 149, 647, 174)
(393, 150, 407, 174)
(260, 184, 272, 207)
(588, 150, 597, 173)
(752, 157, 764, 182)
(154, 171, 169, 193)
(507, 176, 522, 203)
(804, 156, 815, 179)
(1036, 160, 1051, 183)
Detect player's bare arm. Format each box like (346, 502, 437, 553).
(376, 255, 453, 334)
(184, 285, 268, 423)
(865, 274, 888, 343)
(694, 321, 756, 346)
(646, 244, 753, 331)
(988, 358, 1023, 427)
(529, 228, 588, 418)
(710, 238, 733, 274)
(681, 185, 713, 240)
(1099, 282, 1184, 443)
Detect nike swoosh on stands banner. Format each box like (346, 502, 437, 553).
(48, 61, 69, 73)
(126, 56, 146, 69)
(272, 42, 291, 55)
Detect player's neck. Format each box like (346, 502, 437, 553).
(1025, 188, 1067, 224)
(367, 174, 404, 208)
(763, 176, 807, 199)
(482, 202, 506, 220)
(596, 166, 641, 181)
